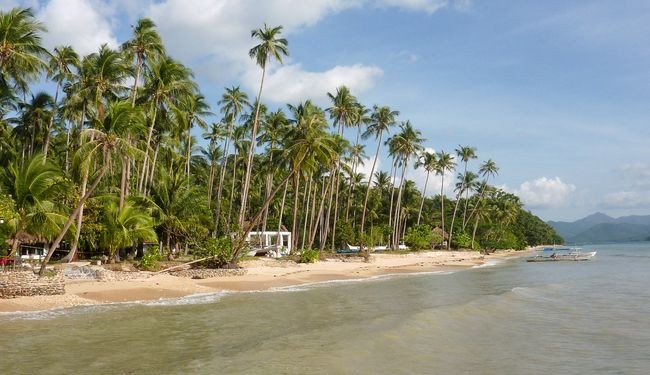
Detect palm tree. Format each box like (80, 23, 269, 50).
(214, 86, 250, 233)
(258, 109, 289, 233)
(448, 145, 476, 249)
(45, 46, 79, 160)
(121, 17, 165, 106)
(16, 92, 53, 156)
(359, 105, 399, 241)
(40, 101, 145, 273)
(175, 93, 211, 183)
(434, 150, 455, 245)
(228, 100, 335, 263)
(415, 150, 437, 225)
(467, 159, 499, 246)
(389, 121, 424, 249)
(138, 56, 195, 193)
(99, 199, 157, 261)
(0, 8, 48, 96)
(239, 24, 289, 227)
(0, 153, 67, 257)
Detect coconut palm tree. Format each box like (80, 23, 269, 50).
(0, 8, 48, 96)
(121, 17, 165, 106)
(15, 92, 54, 157)
(99, 199, 157, 261)
(448, 145, 477, 249)
(175, 93, 211, 183)
(214, 86, 250, 233)
(138, 56, 195, 193)
(359, 105, 398, 240)
(434, 150, 455, 244)
(415, 150, 437, 225)
(239, 24, 289, 227)
(45, 46, 79, 160)
(389, 121, 424, 249)
(258, 108, 289, 233)
(40, 101, 145, 274)
(0, 153, 67, 257)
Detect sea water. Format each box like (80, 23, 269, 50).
(1, 243, 649, 374)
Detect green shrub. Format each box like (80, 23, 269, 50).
(138, 252, 162, 271)
(299, 249, 319, 263)
(404, 224, 434, 251)
(195, 237, 235, 268)
(452, 231, 472, 249)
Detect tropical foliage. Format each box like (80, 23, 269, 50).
(0, 8, 562, 273)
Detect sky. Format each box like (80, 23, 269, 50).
(3, 0, 650, 221)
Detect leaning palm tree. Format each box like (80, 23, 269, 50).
(448, 145, 477, 249)
(434, 150, 455, 245)
(40, 101, 145, 274)
(0, 8, 48, 96)
(239, 24, 289, 227)
(359, 105, 399, 240)
(466, 159, 499, 236)
(415, 150, 437, 225)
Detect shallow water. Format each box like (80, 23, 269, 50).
(1, 243, 649, 374)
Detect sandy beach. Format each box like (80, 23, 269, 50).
(0, 250, 528, 313)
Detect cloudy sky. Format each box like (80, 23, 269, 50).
(4, 0, 650, 221)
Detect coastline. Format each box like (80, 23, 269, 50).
(0, 249, 532, 314)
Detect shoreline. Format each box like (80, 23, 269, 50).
(0, 249, 533, 314)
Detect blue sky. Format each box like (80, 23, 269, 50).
(3, 0, 650, 221)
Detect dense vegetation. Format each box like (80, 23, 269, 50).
(0, 8, 562, 271)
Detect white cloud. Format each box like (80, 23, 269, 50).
(513, 177, 575, 208)
(244, 63, 383, 104)
(376, 0, 448, 14)
(37, 0, 119, 55)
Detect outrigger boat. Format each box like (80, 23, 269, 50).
(526, 247, 597, 262)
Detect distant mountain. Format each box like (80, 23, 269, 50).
(548, 213, 650, 244)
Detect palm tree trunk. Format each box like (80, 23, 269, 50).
(186, 122, 192, 184)
(207, 161, 215, 208)
(388, 159, 398, 232)
(227, 154, 237, 232)
(360, 130, 383, 239)
(345, 126, 362, 221)
(40, 152, 109, 275)
(471, 214, 480, 250)
(145, 142, 160, 196)
(320, 168, 337, 252)
(393, 157, 408, 249)
(309, 176, 331, 249)
(330, 168, 342, 251)
(290, 175, 301, 252)
(417, 171, 430, 225)
(239, 66, 266, 227)
(261, 147, 274, 234)
(448, 193, 462, 250)
(139, 100, 158, 193)
(214, 134, 232, 234)
(440, 174, 446, 246)
(301, 175, 312, 250)
(277, 178, 289, 245)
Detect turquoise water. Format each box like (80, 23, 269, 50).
(1, 243, 649, 374)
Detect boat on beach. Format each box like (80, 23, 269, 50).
(526, 247, 597, 262)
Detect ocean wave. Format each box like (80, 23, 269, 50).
(142, 291, 229, 306)
(472, 259, 504, 268)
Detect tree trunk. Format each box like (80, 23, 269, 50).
(238, 66, 266, 227)
(417, 171, 430, 225)
(393, 156, 408, 249)
(40, 154, 109, 275)
(345, 125, 361, 221)
(290, 175, 301, 252)
(360, 130, 383, 240)
(139, 100, 158, 193)
(440, 174, 446, 247)
(276, 178, 289, 245)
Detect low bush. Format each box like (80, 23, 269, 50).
(299, 249, 319, 263)
(404, 224, 434, 251)
(452, 231, 472, 249)
(194, 237, 235, 268)
(138, 252, 162, 271)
